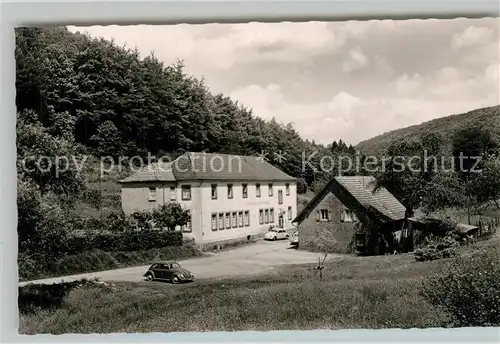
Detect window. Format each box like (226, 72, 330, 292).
(148, 187, 156, 202)
(227, 184, 233, 199)
(286, 183, 290, 196)
(169, 187, 176, 200)
(270, 208, 275, 223)
(256, 184, 261, 197)
(342, 209, 353, 223)
(265, 209, 269, 224)
(181, 185, 191, 200)
(278, 190, 283, 205)
(225, 212, 231, 229)
(259, 209, 264, 224)
(316, 209, 331, 222)
(268, 183, 273, 196)
(219, 213, 224, 230)
(211, 184, 217, 199)
(242, 184, 248, 198)
(183, 214, 192, 233)
(211, 213, 217, 231)
(232, 212, 237, 227)
(288, 206, 292, 220)
(244, 210, 250, 226)
(238, 211, 243, 227)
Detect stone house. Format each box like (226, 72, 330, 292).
(292, 176, 407, 253)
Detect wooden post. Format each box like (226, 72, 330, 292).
(318, 257, 322, 281)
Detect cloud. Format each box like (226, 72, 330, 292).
(70, 21, 346, 70)
(435, 67, 461, 83)
(395, 73, 423, 95)
(341, 48, 370, 73)
(373, 55, 395, 77)
(68, 18, 499, 146)
(451, 25, 495, 51)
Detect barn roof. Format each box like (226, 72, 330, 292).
(119, 152, 295, 183)
(293, 175, 407, 224)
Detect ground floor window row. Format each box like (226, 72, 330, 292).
(259, 208, 274, 225)
(258, 206, 294, 225)
(211, 210, 250, 231)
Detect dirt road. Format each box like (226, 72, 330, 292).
(20, 240, 338, 285)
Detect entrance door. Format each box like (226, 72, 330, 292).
(278, 214, 284, 228)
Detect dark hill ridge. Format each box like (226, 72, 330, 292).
(356, 105, 500, 155)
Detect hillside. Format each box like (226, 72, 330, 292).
(356, 105, 500, 156)
(15, 27, 354, 191)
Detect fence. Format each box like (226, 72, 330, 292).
(472, 216, 499, 238)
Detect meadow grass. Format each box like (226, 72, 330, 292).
(19, 226, 499, 334)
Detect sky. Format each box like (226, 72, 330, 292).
(69, 18, 499, 146)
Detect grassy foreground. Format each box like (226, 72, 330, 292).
(20, 237, 499, 334)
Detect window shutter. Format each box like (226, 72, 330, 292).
(328, 209, 333, 222)
(315, 210, 320, 222)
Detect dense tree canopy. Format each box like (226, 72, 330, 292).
(16, 27, 353, 187)
(375, 128, 500, 216)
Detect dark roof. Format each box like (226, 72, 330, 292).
(335, 176, 406, 221)
(408, 217, 479, 235)
(119, 152, 295, 183)
(119, 162, 176, 183)
(292, 175, 406, 224)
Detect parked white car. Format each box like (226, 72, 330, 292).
(264, 228, 289, 241)
(290, 230, 299, 246)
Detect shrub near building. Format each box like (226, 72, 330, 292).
(421, 248, 500, 327)
(18, 202, 197, 281)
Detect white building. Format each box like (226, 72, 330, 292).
(119, 152, 297, 244)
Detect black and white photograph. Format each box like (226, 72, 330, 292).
(16, 18, 499, 334)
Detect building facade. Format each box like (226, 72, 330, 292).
(293, 176, 406, 253)
(119, 152, 297, 244)
(295, 193, 358, 252)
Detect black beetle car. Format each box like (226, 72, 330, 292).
(143, 261, 195, 284)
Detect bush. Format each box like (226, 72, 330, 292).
(70, 217, 101, 232)
(21, 245, 202, 280)
(18, 255, 39, 282)
(421, 248, 500, 327)
(49, 251, 118, 276)
(82, 188, 102, 208)
(414, 235, 459, 262)
(130, 211, 154, 230)
(413, 227, 468, 262)
(64, 230, 184, 255)
(117, 230, 183, 251)
(101, 209, 130, 232)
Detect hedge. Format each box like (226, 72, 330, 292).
(19, 245, 202, 281)
(63, 230, 183, 255)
